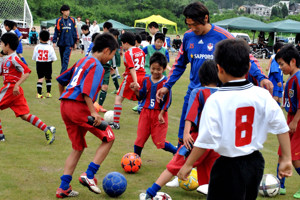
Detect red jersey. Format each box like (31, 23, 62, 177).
(123, 47, 145, 76)
(1, 53, 31, 84)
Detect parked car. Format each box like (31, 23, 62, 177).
(231, 32, 251, 44)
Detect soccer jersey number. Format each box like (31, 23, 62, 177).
(70, 68, 83, 87)
(235, 106, 255, 147)
(134, 57, 145, 70)
(38, 50, 49, 61)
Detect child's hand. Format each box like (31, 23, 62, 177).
(183, 133, 194, 150)
(131, 82, 140, 90)
(277, 82, 282, 87)
(278, 160, 293, 179)
(289, 120, 298, 133)
(177, 165, 192, 181)
(13, 85, 20, 96)
(91, 112, 102, 126)
(158, 112, 165, 124)
(130, 82, 137, 91)
(81, 50, 83, 54)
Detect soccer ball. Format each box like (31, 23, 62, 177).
(153, 192, 172, 200)
(121, 152, 142, 173)
(102, 172, 127, 197)
(178, 168, 199, 191)
(259, 174, 280, 197)
(104, 110, 114, 123)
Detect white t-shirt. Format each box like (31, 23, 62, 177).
(81, 32, 92, 54)
(194, 80, 289, 157)
(32, 43, 57, 62)
(89, 24, 100, 35)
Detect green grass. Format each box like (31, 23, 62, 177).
(0, 47, 298, 200)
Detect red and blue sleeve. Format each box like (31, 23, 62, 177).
(185, 89, 201, 126)
(248, 54, 268, 85)
(138, 78, 148, 101)
(56, 62, 77, 86)
(161, 88, 172, 111)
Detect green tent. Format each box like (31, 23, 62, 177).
(40, 19, 57, 28)
(98, 19, 135, 32)
(268, 19, 300, 33)
(214, 17, 274, 32)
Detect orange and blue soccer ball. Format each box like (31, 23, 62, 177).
(121, 152, 142, 173)
(102, 172, 127, 197)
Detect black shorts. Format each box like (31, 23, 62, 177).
(207, 151, 265, 200)
(36, 62, 52, 79)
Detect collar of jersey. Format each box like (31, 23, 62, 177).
(220, 79, 253, 91)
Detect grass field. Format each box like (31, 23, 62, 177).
(0, 45, 299, 200)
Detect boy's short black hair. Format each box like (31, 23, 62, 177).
(103, 22, 113, 30)
(147, 35, 152, 43)
(214, 39, 250, 77)
(92, 33, 119, 53)
(1, 33, 19, 51)
(149, 52, 167, 69)
(81, 24, 89, 31)
(109, 28, 119, 37)
(120, 31, 135, 46)
(91, 32, 100, 42)
(135, 34, 142, 44)
(199, 60, 219, 86)
(148, 22, 159, 29)
(60, 5, 70, 13)
(4, 20, 14, 30)
(154, 33, 165, 42)
(273, 42, 284, 53)
(275, 44, 300, 68)
(183, 2, 210, 25)
(39, 30, 50, 42)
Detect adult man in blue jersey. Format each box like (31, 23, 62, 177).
(53, 5, 79, 74)
(156, 1, 272, 158)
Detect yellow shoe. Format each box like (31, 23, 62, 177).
(36, 94, 45, 99)
(46, 93, 52, 98)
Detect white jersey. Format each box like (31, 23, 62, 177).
(81, 32, 92, 54)
(89, 24, 100, 35)
(32, 43, 57, 62)
(194, 79, 289, 157)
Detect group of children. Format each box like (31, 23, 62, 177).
(0, 11, 300, 200)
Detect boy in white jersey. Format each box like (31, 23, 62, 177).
(178, 39, 293, 200)
(80, 25, 92, 55)
(32, 30, 57, 98)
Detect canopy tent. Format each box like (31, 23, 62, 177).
(214, 17, 274, 32)
(134, 15, 177, 34)
(98, 19, 135, 32)
(40, 18, 57, 28)
(268, 19, 300, 33)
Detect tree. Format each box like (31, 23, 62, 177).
(282, 4, 288, 18)
(205, 0, 219, 14)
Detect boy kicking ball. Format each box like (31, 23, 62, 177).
(0, 33, 55, 144)
(178, 39, 293, 200)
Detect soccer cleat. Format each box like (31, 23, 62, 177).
(46, 93, 52, 98)
(111, 90, 118, 94)
(132, 105, 139, 112)
(139, 193, 152, 200)
(79, 172, 101, 194)
(0, 134, 5, 142)
(98, 105, 107, 113)
(36, 94, 45, 99)
(197, 184, 209, 195)
(166, 176, 179, 187)
(56, 185, 79, 198)
(45, 126, 56, 145)
(279, 187, 286, 195)
(117, 75, 121, 79)
(110, 122, 120, 130)
(294, 189, 300, 199)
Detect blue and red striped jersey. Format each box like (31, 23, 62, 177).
(185, 87, 218, 128)
(246, 54, 268, 86)
(138, 75, 171, 111)
(56, 56, 104, 102)
(284, 70, 300, 114)
(164, 25, 233, 91)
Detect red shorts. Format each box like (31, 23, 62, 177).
(278, 113, 300, 161)
(60, 100, 115, 151)
(134, 109, 168, 149)
(117, 73, 145, 101)
(0, 83, 30, 117)
(166, 131, 220, 185)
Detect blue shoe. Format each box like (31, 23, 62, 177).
(0, 134, 5, 142)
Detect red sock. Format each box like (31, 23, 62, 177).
(113, 104, 122, 123)
(26, 114, 48, 132)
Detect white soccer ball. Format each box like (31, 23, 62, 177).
(153, 192, 172, 200)
(104, 110, 114, 123)
(259, 174, 280, 197)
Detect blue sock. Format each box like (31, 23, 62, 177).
(296, 167, 300, 175)
(134, 145, 143, 157)
(163, 142, 177, 154)
(60, 175, 72, 190)
(146, 183, 161, 198)
(20, 57, 27, 65)
(277, 163, 286, 188)
(86, 162, 100, 179)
